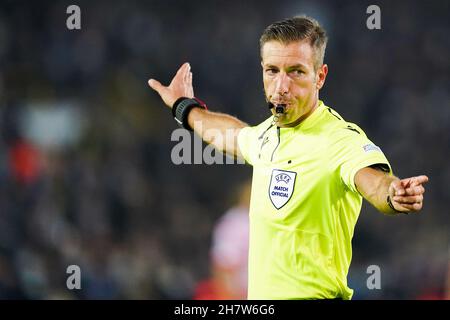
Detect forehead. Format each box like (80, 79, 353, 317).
(261, 40, 314, 68)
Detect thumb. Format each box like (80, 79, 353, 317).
(148, 79, 164, 93)
(390, 179, 405, 196)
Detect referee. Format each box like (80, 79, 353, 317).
(148, 16, 428, 300)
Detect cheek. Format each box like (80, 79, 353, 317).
(293, 79, 314, 95)
(263, 78, 274, 95)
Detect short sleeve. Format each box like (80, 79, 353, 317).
(332, 126, 392, 194)
(237, 126, 254, 165)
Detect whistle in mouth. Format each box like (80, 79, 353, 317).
(275, 104, 286, 114)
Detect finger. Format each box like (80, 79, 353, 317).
(410, 175, 429, 186)
(399, 178, 411, 189)
(184, 64, 191, 83)
(396, 202, 423, 212)
(187, 72, 194, 97)
(148, 79, 164, 93)
(404, 185, 425, 196)
(390, 180, 405, 196)
(170, 63, 190, 87)
(393, 194, 423, 204)
(176, 62, 189, 77)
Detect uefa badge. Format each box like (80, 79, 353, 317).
(268, 169, 297, 210)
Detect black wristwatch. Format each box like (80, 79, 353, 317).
(172, 97, 207, 131)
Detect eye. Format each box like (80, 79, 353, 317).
(265, 68, 278, 75)
(290, 69, 304, 76)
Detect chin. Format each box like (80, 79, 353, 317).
(276, 118, 291, 127)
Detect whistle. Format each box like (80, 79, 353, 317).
(275, 104, 286, 114)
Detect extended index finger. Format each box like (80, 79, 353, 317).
(175, 62, 190, 78)
(410, 175, 429, 187)
(170, 62, 190, 87)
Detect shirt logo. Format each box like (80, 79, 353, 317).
(268, 169, 297, 210)
(363, 143, 381, 153)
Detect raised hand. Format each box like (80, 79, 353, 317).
(148, 62, 194, 108)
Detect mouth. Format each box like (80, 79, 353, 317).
(271, 100, 290, 105)
(271, 103, 291, 113)
(271, 100, 292, 108)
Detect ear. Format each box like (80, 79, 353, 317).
(316, 64, 328, 90)
(261, 61, 265, 69)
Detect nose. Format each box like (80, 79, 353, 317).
(274, 72, 290, 96)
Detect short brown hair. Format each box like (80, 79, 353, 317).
(260, 15, 328, 70)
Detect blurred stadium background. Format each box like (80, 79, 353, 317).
(0, 0, 448, 299)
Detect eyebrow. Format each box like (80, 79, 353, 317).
(263, 63, 308, 70)
(288, 64, 308, 69)
(263, 64, 278, 69)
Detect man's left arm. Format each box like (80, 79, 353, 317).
(355, 166, 429, 215)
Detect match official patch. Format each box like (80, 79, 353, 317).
(268, 169, 297, 210)
(363, 143, 381, 153)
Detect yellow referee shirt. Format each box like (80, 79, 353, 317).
(238, 100, 391, 300)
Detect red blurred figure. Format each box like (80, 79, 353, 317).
(8, 139, 41, 185)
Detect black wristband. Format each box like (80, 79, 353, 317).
(172, 97, 207, 131)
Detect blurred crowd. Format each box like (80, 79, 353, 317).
(0, 0, 448, 299)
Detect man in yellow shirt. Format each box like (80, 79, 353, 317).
(148, 16, 428, 299)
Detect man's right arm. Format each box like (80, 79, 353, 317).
(188, 108, 248, 160)
(148, 62, 248, 160)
